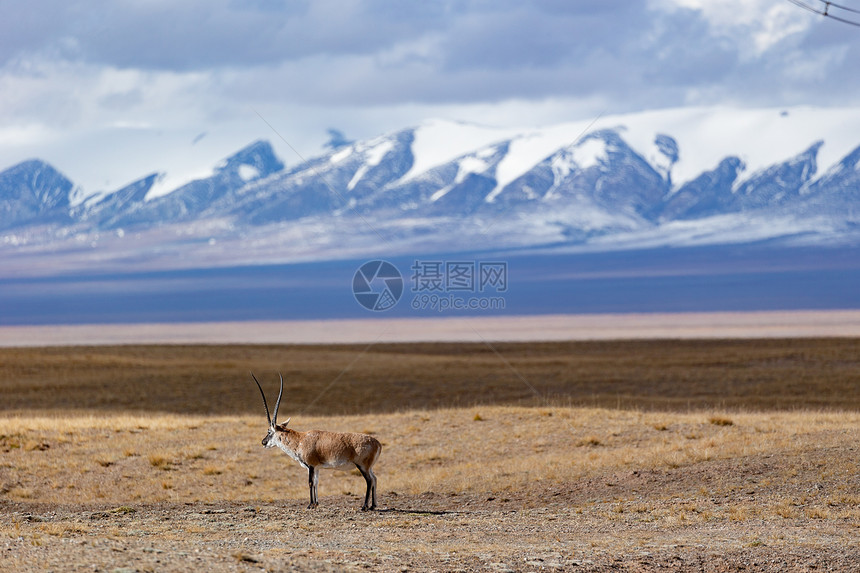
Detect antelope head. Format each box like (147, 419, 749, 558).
(251, 372, 291, 448)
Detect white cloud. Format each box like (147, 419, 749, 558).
(0, 123, 55, 148)
(653, 0, 815, 55)
(2, 0, 860, 195)
(781, 44, 850, 82)
(751, 4, 813, 54)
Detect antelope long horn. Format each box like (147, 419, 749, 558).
(272, 372, 284, 425)
(251, 372, 272, 426)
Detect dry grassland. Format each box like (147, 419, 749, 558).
(1, 338, 858, 415)
(1, 339, 859, 571)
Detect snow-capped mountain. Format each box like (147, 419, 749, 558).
(2, 106, 860, 273)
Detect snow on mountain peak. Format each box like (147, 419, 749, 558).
(238, 164, 261, 181)
(571, 136, 609, 170)
(330, 146, 353, 164)
(455, 155, 491, 184)
(399, 119, 517, 183)
(347, 138, 395, 191)
(613, 106, 860, 189)
(146, 168, 214, 201)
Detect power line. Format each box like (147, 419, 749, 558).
(827, 1, 860, 15)
(786, 0, 860, 27)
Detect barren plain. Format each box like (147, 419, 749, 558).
(1, 337, 859, 572)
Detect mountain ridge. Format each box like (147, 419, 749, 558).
(1, 106, 859, 272)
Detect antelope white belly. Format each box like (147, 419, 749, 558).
(320, 456, 353, 469)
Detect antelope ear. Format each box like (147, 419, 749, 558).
(283, 417, 291, 427)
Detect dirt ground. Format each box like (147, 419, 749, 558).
(4, 434, 859, 572)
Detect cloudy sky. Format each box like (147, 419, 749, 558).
(1, 0, 859, 194)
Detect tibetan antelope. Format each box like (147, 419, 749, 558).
(251, 373, 382, 510)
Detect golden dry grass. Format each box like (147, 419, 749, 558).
(1, 405, 858, 522)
